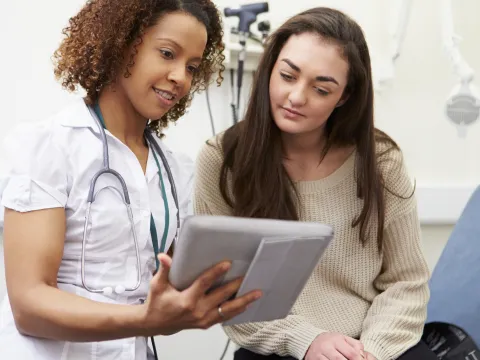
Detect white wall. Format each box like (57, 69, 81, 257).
(1, 0, 479, 359)
(1, 1, 478, 218)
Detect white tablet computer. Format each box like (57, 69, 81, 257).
(169, 215, 334, 325)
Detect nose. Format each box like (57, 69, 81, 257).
(288, 84, 307, 107)
(166, 64, 188, 89)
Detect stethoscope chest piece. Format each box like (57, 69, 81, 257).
(100, 285, 126, 296)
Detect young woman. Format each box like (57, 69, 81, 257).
(194, 7, 434, 360)
(0, 1, 261, 359)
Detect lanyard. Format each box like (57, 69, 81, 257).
(93, 104, 169, 271)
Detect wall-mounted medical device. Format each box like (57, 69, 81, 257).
(441, 0, 480, 138)
(223, 2, 270, 124)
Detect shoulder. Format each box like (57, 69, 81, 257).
(3, 111, 72, 160)
(194, 132, 227, 192)
(193, 132, 235, 215)
(196, 132, 226, 176)
(374, 132, 416, 222)
(375, 136, 412, 193)
(0, 103, 81, 213)
(3, 97, 90, 154)
(375, 140, 403, 175)
(197, 132, 225, 163)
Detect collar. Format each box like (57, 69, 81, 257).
(59, 97, 175, 182)
(59, 97, 100, 130)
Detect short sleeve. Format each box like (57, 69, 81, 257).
(1, 121, 68, 213)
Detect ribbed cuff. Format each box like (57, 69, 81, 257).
(287, 323, 326, 360)
(362, 339, 390, 360)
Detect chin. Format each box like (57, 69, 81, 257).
(137, 95, 177, 121)
(141, 105, 170, 122)
(274, 117, 312, 135)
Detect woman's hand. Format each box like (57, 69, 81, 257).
(141, 254, 262, 336)
(305, 332, 365, 360)
(364, 352, 376, 360)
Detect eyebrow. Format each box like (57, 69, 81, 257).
(281, 58, 339, 85)
(156, 37, 203, 62)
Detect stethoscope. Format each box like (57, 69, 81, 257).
(81, 104, 180, 297)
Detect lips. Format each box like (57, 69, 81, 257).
(153, 87, 177, 106)
(281, 106, 305, 118)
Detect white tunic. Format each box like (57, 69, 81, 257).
(0, 97, 194, 359)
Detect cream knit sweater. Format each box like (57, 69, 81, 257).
(193, 136, 431, 360)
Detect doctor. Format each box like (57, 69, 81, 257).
(0, 0, 261, 359)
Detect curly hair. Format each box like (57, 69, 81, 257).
(53, 0, 225, 136)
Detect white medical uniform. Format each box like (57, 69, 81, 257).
(0, 97, 194, 359)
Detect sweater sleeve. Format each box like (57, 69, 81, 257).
(360, 148, 431, 360)
(193, 137, 326, 359)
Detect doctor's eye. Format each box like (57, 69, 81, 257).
(187, 65, 199, 74)
(159, 49, 174, 60)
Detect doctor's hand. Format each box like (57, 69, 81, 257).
(140, 254, 262, 336)
(305, 332, 365, 360)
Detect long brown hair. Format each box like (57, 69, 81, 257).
(218, 7, 408, 252)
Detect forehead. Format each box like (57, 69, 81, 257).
(277, 32, 349, 85)
(146, 11, 208, 57)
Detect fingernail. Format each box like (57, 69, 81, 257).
(222, 262, 231, 271)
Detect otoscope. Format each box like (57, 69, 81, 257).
(224, 2, 269, 123)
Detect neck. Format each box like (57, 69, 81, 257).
(97, 87, 148, 147)
(281, 129, 327, 161)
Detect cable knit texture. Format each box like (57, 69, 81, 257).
(193, 135, 431, 360)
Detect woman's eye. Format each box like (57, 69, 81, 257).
(280, 72, 294, 81)
(315, 88, 329, 96)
